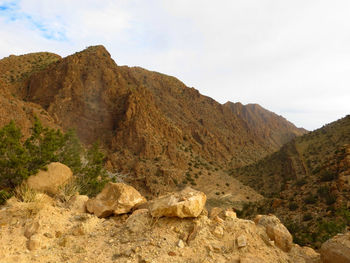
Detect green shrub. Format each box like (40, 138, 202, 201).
(303, 213, 313, 221)
(296, 178, 307, 186)
(304, 195, 317, 204)
(320, 170, 337, 182)
(289, 202, 299, 211)
(316, 220, 346, 243)
(0, 189, 11, 205)
(0, 118, 108, 201)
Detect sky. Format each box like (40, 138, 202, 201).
(0, 0, 349, 130)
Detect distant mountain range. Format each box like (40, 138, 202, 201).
(0, 45, 305, 197)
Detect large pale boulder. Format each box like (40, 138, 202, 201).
(148, 187, 206, 218)
(320, 232, 350, 263)
(27, 162, 73, 195)
(86, 182, 146, 218)
(255, 214, 293, 252)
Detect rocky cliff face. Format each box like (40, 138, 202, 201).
(224, 102, 306, 149)
(0, 52, 61, 137)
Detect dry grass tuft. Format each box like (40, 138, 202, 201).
(14, 183, 38, 203)
(56, 179, 81, 203)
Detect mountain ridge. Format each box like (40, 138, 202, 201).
(0, 45, 306, 198)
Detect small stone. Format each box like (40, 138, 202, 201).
(71, 224, 86, 236)
(68, 195, 89, 213)
(43, 232, 53, 238)
(213, 216, 224, 224)
(27, 234, 41, 251)
(212, 244, 222, 253)
(237, 235, 247, 248)
(213, 226, 224, 238)
(58, 236, 69, 247)
(168, 251, 176, 256)
(177, 239, 185, 248)
(209, 207, 223, 219)
(24, 221, 40, 239)
(224, 210, 237, 220)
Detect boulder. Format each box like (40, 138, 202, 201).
(289, 244, 320, 263)
(86, 182, 146, 218)
(320, 232, 350, 263)
(125, 209, 151, 233)
(68, 195, 89, 213)
(148, 187, 206, 218)
(27, 162, 73, 195)
(255, 214, 293, 252)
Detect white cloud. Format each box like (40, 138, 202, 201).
(0, 0, 349, 130)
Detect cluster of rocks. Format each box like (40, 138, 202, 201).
(1, 162, 349, 263)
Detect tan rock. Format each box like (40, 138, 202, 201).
(27, 162, 73, 195)
(224, 209, 237, 220)
(86, 182, 146, 218)
(68, 195, 89, 213)
(177, 239, 185, 248)
(24, 221, 40, 238)
(290, 244, 320, 263)
(148, 187, 206, 218)
(255, 214, 293, 252)
(27, 234, 41, 250)
(213, 226, 224, 238)
(237, 235, 247, 248)
(320, 232, 350, 263)
(209, 207, 223, 219)
(125, 209, 151, 233)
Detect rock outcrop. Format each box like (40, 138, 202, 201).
(148, 187, 207, 218)
(0, 185, 326, 263)
(255, 214, 293, 252)
(68, 195, 89, 213)
(27, 162, 73, 195)
(320, 232, 350, 263)
(86, 182, 146, 218)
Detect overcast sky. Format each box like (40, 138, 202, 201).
(0, 0, 349, 130)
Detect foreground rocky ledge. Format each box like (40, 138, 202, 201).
(0, 184, 325, 263)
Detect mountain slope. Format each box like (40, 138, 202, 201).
(0, 45, 305, 198)
(0, 52, 61, 137)
(224, 102, 306, 149)
(234, 115, 350, 248)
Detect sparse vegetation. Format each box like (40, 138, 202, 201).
(0, 118, 108, 203)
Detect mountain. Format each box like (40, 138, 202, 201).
(0, 45, 305, 199)
(0, 52, 61, 137)
(224, 102, 306, 149)
(234, 115, 350, 248)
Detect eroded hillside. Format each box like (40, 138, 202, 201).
(234, 115, 350, 248)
